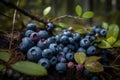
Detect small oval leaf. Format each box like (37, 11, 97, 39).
(58, 22, 68, 28)
(98, 40, 112, 48)
(11, 61, 47, 76)
(113, 40, 120, 47)
(82, 11, 94, 18)
(85, 61, 104, 72)
(75, 5, 82, 16)
(102, 22, 108, 29)
(74, 52, 86, 64)
(0, 51, 10, 62)
(85, 56, 101, 64)
(107, 36, 116, 45)
(106, 24, 119, 41)
(43, 6, 51, 16)
(74, 29, 88, 34)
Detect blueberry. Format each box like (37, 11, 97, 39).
(60, 36, 69, 44)
(92, 26, 97, 31)
(73, 33, 81, 42)
(77, 47, 86, 53)
(26, 23, 36, 31)
(62, 30, 72, 37)
(55, 34, 62, 43)
(19, 37, 34, 52)
(38, 30, 48, 39)
(88, 31, 95, 36)
(59, 57, 66, 63)
(87, 46, 96, 55)
(76, 64, 84, 71)
(46, 22, 54, 31)
(67, 44, 75, 51)
(42, 48, 53, 59)
(66, 53, 73, 61)
(37, 39, 48, 50)
(95, 27, 101, 33)
(25, 30, 34, 37)
(30, 32, 40, 42)
(50, 56, 58, 65)
(68, 37, 74, 44)
(63, 47, 71, 53)
(27, 46, 42, 62)
(99, 29, 107, 36)
(49, 43, 58, 54)
(57, 52, 66, 60)
(58, 44, 64, 52)
(38, 58, 50, 69)
(55, 62, 67, 73)
(46, 37, 56, 45)
(80, 38, 90, 48)
(91, 76, 99, 80)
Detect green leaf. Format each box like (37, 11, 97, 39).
(107, 36, 116, 45)
(75, 5, 82, 16)
(85, 61, 104, 72)
(58, 22, 68, 28)
(82, 11, 94, 18)
(43, 6, 51, 16)
(0, 64, 5, 71)
(74, 29, 88, 34)
(11, 61, 47, 76)
(53, 27, 62, 35)
(85, 56, 101, 64)
(0, 51, 10, 62)
(113, 40, 120, 47)
(74, 52, 86, 64)
(106, 24, 119, 41)
(102, 22, 108, 29)
(98, 40, 112, 48)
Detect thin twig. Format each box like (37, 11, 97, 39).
(0, 0, 46, 24)
(9, 0, 20, 50)
(111, 54, 120, 65)
(51, 15, 83, 22)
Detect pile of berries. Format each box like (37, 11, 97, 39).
(19, 22, 107, 76)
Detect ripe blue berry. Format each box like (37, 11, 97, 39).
(55, 62, 67, 73)
(80, 38, 90, 48)
(27, 46, 42, 62)
(73, 33, 81, 42)
(42, 48, 53, 59)
(26, 23, 36, 31)
(65, 53, 73, 61)
(87, 46, 96, 55)
(37, 39, 48, 50)
(60, 36, 69, 44)
(62, 30, 72, 37)
(25, 30, 34, 37)
(38, 30, 48, 39)
(95, 27, 101, 33)
(49, 43, 58, 54)
(46, 22, 54, 31)
(19, 37, 34, 52)
(100, 29, 107, 36)
(50, 56, 58, 65)
(77, 47, 86, 53)
(30, 32, 40, 42)
(38, 58, 50, 69)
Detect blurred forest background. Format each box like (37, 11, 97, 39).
(0, 0, 120, 30)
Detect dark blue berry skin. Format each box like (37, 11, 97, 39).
(25, 30, 34, 37)
(73, 33, 81, 42)
(58, 44, 64, 52)
(77, 47, 86, 53)
(55, 34, 62, 44)
(49, 43, 58, 54)
(88, 31, 95, 36)
(42, 48, 53, 59)
(66, 53, 73, 61)
(99, 29, 107, 36)
(60, 36, 69, 44)
(55, 62, 67, 73)
(30, 32, 40, 42)
(91, 76, 99, 80)
(83, 69, 93, 77)
(59, 57, 66, 63)
(46, 37, 56, 45)
(62, 30, 72, 37)
(50, 56, 58, 65)
(26, 23, 36, 31)
(95, 28, 101, 33)
(92, 26, 97, 31)
(57, 52, 66, 60)
(38, 30, 48, 39)
(67, 44, 75, 51)
(80, 38, 90, 48)
(37, 39, 48, 50)
(63, 47, 71, 53)
(46, 22, 54, 31)
(19, 37, 34, 52)
(38, 58, 50, 69)
(87, 46, 96, 55)
(69, 37, 75, 44)
(27, 46, 42, 62)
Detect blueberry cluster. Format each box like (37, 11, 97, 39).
(19, 23, 107, 73)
